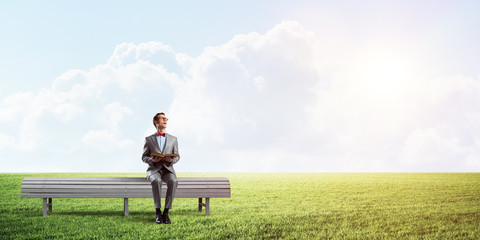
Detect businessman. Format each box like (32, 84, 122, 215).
(142, 112, 180, 224)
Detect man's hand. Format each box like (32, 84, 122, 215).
(164, 156, 173, 163)
(153, 156, 173, 163)
(152, 156, 162, 162)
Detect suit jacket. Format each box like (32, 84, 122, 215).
(142, 132, 180, 176)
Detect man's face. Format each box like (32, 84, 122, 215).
(156, 115, 168, 129)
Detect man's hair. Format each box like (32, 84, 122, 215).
(153, 112, 165, 127)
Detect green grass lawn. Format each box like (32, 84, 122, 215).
(1, 173, 479, 239)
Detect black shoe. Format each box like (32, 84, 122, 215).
(163, 213, 171, 224)
(156, 215, 163, 224)
(155, 208, 163, 224)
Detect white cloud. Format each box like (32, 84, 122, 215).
(400, 127, 466, 166)
(1, 21, 480, 172)
(466, 141, 480, 169)
(0, 92, 35, 121)
(253, 76, 266, 91)
(81, 102, 134, 153)
(82, 129, 134, 153)
(0, 132, 14, 149)
(52, 69, 87, 92)
(102, 102, 134, 130)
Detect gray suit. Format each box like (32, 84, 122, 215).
(142, 133, 180, 209)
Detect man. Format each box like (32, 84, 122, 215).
(142, 112, 180, 224)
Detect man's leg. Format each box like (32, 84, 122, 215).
(147, 172, 163, 224)
(160, 170, 177, 224)
(161, 171, 177, 209)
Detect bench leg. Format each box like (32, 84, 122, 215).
(124, 198, 129, 217)
(198, 198, 210, 216)
(43, 198, 48, 217)
(205, 198, 210, 216)
(48, 198, 52, 212)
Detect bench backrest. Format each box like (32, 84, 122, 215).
(21, 177, 231, 198)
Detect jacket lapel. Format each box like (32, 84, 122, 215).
(162, 134, 169, 154)
(151, 134, 161, 154)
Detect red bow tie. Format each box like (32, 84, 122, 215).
(158, 132, 166, 137)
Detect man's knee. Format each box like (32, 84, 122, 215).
(148, 174, 161, 185)
(150, 179, 160, 186)
(168, 177, 178, 187)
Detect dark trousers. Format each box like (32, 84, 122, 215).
(147, 168, 177, 209)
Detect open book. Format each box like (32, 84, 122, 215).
(151, 152, 179, 158)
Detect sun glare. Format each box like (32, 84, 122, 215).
(358, 50, 412, 97)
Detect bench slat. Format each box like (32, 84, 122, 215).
(21, 182, 229, 186)
(22, 183, 230, 188)
(21, 193, 230, 198)
(22, 177, 229, 181)
(21, 187, 230, 192)
(22, 188, 230, 195)
(21, 190, 229, 195)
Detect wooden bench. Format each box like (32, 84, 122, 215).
(21, 177, 231, 217)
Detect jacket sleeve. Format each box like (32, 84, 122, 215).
(171, 137, 180, 165)
(142, 138, 154, 165)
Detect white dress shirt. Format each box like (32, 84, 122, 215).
(156, 133, 166, 152)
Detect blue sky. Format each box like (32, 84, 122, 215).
(1, 1, 480, 172)
(1, 1, 288, 95)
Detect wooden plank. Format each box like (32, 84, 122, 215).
(22, 177, 229, 182)
(21, 182, 230, 187)
(128, 188, 230, 193)
(22, 183, 229, 187)
(23, 177, 228, 180)
(21, 192, 231, 198)
(21, 188, 231, 195)
(21, 187, 230, 192)
(172, 178, 229, 181)
(21, 181, 229, 186)
(23, 182, 149, 185)
(21, 191, 230, 197)
(21, 189, 230, 195)
(21, 184, 230, 189)
(21, 186, 230, 190)
(20, 186, 230, 192)
(21, 190, 230, 196)
(20, 187, 232, 192)
(21, 180, 230, 184)
(21, 187, 231, 192)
